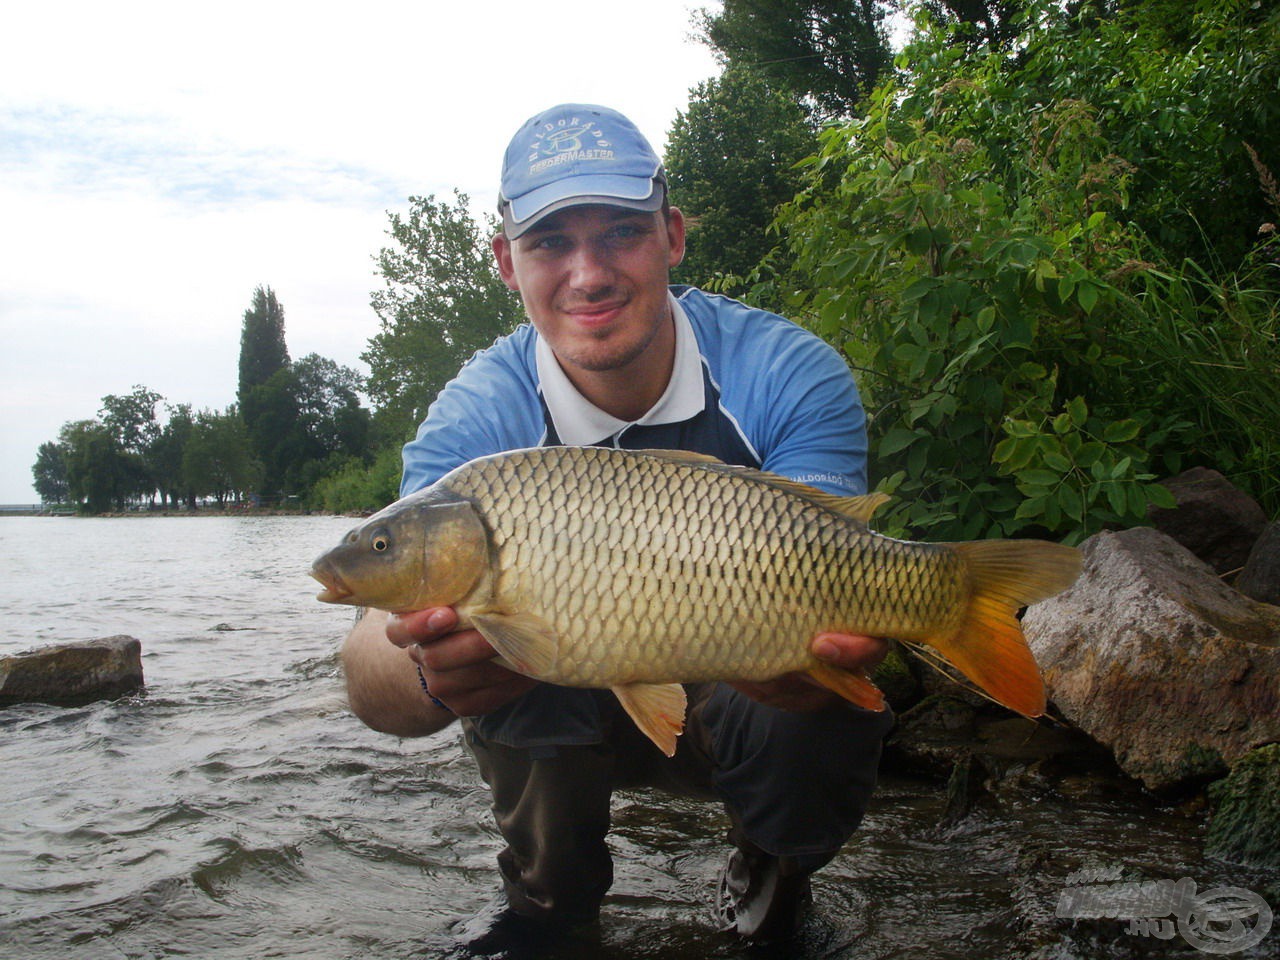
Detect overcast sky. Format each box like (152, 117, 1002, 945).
(0, 1, 721, 503)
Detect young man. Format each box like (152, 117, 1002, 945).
(341, 103, 894, 955)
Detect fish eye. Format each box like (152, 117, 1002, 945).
(370, 529, 391, 553)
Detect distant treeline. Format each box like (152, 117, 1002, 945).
(36, 0, 1280, 542)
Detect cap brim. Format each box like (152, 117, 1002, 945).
(503, 174, 663, 238)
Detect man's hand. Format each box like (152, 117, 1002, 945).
(729, 633, 890, 712)
(387, 607, 537, 717)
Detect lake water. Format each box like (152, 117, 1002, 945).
(0, 516, 1276, 959)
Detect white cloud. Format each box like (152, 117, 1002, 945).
(0, 1, 720, 502)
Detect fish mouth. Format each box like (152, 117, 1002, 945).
(311, 562, 354, 604)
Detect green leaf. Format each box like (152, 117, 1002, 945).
(1067, 397, 1089, 427)
(1043, 450, 1073, 472)
(1059, 482, 1083, 519)
(1077, 280, 1100, 315)
(1102, 419, 1141, 443)
(900, 278, 936, 303)
(1020, 469, 1062, 487)
(1107, 482, 1127, 515)
(879, 427, 923, 456)
(1145, 483, 1178, 510)
(1015, 496, 1046, 520)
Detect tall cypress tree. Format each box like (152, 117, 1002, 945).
(237, 286, 293, 497)
(238, 286, 290, 405)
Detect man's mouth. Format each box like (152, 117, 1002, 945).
(565, 300, 627, 327)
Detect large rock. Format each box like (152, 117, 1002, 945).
(0, 636, 144, 707)
(1023, 528, 1280, 792)
(1147, 467, 1266, 574)
(1236, 520, 1280, 606)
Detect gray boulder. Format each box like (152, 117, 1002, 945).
(0, 636, 144, 707)
(1236, 520, 1280, 607)
(1023, 527, 1280, 793)
(1147, 467, 1266, 574)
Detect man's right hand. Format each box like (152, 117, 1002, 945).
(386, 607, 538, 718)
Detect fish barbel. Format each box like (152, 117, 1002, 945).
(312, 446, 1081, 755)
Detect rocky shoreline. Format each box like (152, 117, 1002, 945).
(875, 466, 1279, 880)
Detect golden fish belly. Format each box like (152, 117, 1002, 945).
(445, 447, 968, 687)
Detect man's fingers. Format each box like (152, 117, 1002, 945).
(410, 628, 500, 672)
(811, 632, 889, 671)
(385, 607, 459, 647)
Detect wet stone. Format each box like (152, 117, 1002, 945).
(0, 636, 144, 707)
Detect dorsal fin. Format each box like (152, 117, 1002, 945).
(627, 448, 890, 524)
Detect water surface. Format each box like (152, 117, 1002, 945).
(0, 517, 1275, 958)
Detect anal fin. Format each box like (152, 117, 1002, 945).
(612, 683, 687, 757)
(807, 662, 888, 712)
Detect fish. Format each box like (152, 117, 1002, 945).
(312, 446, 1081, 756)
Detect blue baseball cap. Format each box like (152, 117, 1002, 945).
(499, 103, 666, 238)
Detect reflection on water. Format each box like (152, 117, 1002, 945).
(0, 517, 1276, 958)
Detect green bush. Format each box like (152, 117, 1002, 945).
(308, 446, 403, 514)
(775, 81, 1179, 542)
(760, 2, 1280, 541)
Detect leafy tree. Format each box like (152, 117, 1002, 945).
(364, 191, 521, 439)
(292, 353, 371, 462)
(32, 441, 69, 504)
(913, 0, 1031, 48)
(182, 407, 261, 505)
(149, 404, 196, 508)
(99, 385, 162, 455)
(98, 385, 163, 504)
(59, 419, 135, 514)
(696, 0, 895, 120)
(666, 65, 819, 303)
(242, 366, 303, 497)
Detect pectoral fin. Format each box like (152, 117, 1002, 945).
(471, 611, 559, 678)
(807, 662, 887, 712)
(612, 682, 687, 757)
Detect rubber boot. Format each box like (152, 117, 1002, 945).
(715, 837, 814, 943)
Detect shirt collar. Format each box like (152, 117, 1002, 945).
(535, 292, 705, 446)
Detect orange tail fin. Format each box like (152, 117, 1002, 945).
(928, 540, 1081, 717)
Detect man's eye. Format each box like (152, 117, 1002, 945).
(607, 224, 645, 243)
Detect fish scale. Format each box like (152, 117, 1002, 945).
(445, 447, 948, 686)
(312, 445, 1082, 756)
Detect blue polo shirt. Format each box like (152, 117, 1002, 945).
(402, 285, 866, 497)
(400, 285, 867, 748)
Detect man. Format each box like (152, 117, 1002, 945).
(341, 103, 893, 955)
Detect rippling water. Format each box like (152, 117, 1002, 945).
(1, 517, 1276, 959)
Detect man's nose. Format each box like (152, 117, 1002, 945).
(566, 242, 613, 291)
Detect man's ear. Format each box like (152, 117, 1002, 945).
(666, 206, 687, 269)
(492, 233, 519, 291)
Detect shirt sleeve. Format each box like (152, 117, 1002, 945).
(399, 330, 546, 497)
(746, 320, 868, 497)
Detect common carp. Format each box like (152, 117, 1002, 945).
(312, 446, 1080, 756)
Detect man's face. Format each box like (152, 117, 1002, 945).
(493, 204, 686, 378)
